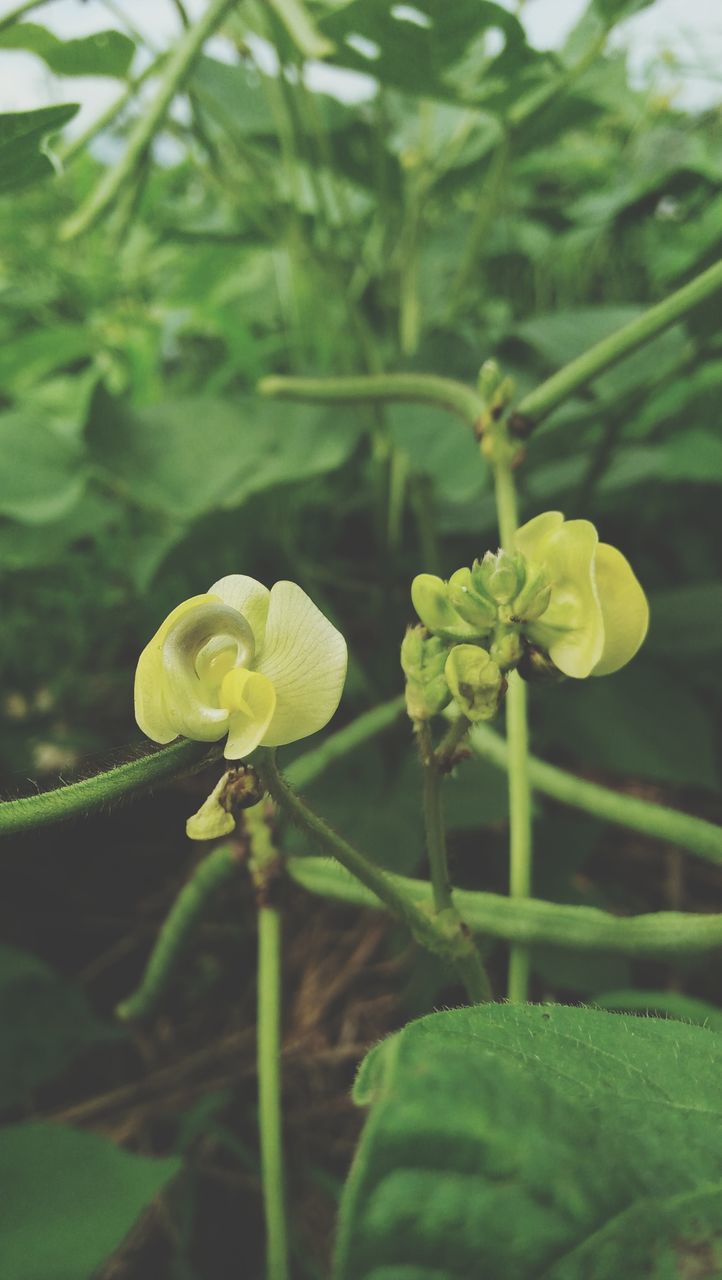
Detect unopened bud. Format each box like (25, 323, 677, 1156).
(473, 549, 523, 604)
(512, 564, 552, 623)
(447, 567, 496, 631)
(401, 626, 451, 720)
(444, 644, 505, 722)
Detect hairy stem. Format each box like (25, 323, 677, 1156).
(416, 721, 453, 913)
(0, 740, 220, 837)
(257, 903, 289, 1280)
(470, 723, 722, 867)
(116, 844, 237, 1021)
(289, 857, 722, 957)
(259, 373, 483, 429)
(514, 256, 722, 430)
(60, 0, 239, 239)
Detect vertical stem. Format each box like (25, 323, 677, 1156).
(417, 721, 453, 913)
(257, 904, 289, 1280)
(493, 453, 533, 1002)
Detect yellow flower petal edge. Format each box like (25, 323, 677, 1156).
(591, 543, 649, 676)
(134, 594, 222, 743)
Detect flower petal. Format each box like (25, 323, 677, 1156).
(255, 581, 347, 746)
(221, 668, 277, 758)
(208, 575, 271, 648)
(514, 511, 564, 562)
(591, 543, 649, 676)
(525, 519, 604, 678)
(134, 594, 220, 743)
(186, 772, 236, 841)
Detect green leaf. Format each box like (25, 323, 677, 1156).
(659, 429, 722, 483)
(336, 1003, 722, 1280)
(321, 0, 546, 111)
(386, 403, 487, 507)
(0, 325, 94, 397)
(0, 25, 134, 78)
(0, 1124, 179, 1280)
(86, 389, 363, 520)
(0, 411, 86, 523)
(0, 945, 111, 1108)
(0, 103, 78, 194)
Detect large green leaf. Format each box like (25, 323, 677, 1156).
(0, 945, 111, 1108)
(0, 1124, 179, 1280)
(336, 1003, 722, 1279)
(0, 411, 86, 522)
(0, 104, 78, 194)
(0, 25, 134, 78)
(86, 389, 363, 519)
(320, 0, 546, 110)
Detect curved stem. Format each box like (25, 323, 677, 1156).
(259, 373, 484, 430)
(257, 903, 289, 1280)
(116, 843, 237, 1021)
(417, 721, 452, 913)
(60, 0, 239, 240)
(257, 749, 489, 997)
(470, 723, 722, 867)
(0, 739, 220, 838)
(288, 856, 722, 957)
(514, 256, 722, 430)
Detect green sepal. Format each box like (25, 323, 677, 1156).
(401, 626, 451, 721)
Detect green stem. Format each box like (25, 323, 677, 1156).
(417, 721, 453, 913)
(416, 721, 492, 1003)
(259, 373, 483, 430)
(256, 750, 487, 990)
(266, 0, 332, 58)
(116, 843, 237, 1021)
(0, 739, 220, 838)
(288, 856, 722, 957)
(285, 696, 405, 790)
(493, 450, 532, 1002)
(58, 55, 167, 166)
(60, 0, 239, 240)
(257, 903, 289, 1280)
(513, 256, 722, 430)
(470, 723, 722, 867)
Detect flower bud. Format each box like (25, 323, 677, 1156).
(472, 550, 523, 604)
(511, 565, 552, 623)
(401, 626, 451, 720)
(444, 644, 505, 722)
(411, 573, 489, 640)
(447, 567, 496, 631)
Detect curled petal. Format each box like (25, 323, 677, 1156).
(134, 594, 220, 744)
(255, 581, 347, 746)
(186, 772, 236, 841)
(592, 543, 649, 676)
(220, 667, 277, 758)
(208, 575, 271, 649)
(161, 602, 254, 741)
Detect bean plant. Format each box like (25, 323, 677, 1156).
(1, 1, 721, 1278)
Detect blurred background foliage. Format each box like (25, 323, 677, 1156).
(1, 0, 721, 1274)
